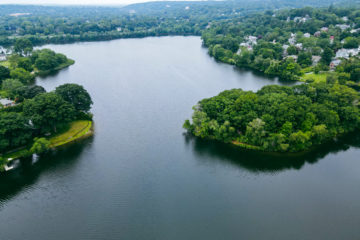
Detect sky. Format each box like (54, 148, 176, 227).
(0, 0, 181, 6)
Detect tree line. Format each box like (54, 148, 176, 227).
(184, 82, 360, 152)
(0, 38, 92, 158)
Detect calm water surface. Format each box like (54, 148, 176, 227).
(1, 37, 360, 240)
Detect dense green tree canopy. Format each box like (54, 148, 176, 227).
(23, 92, 76, 133)
(10, 68, 35, 84)
(0, 65, 10, 83)
(184, 83, 360, 152)
(0, 112, 32, 152)
(14, 38, 33, 56)
(55, 84, 93, 112)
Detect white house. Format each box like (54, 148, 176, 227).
(0, 54, 6, 61)
(314, 31, 321, 37)
(336, 24, 350, 31)
(288, 33, 296, 45)
(321, 27, 329, 32)
(294, 16, 309, 23)
(350, 28, 360, 33)
(335, 48, 360, 59)
(0, 99, 15, 108)
(330, 59, 341, 69)
(312, 56, 321, 65)
(304, 33, 311, 38)
(247, 36, 257, 45)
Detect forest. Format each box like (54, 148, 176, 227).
(184, 6, 360, 152)
(0, 38, 92, 169)
(184, 82, 360, 152)
(2, 3, 360, 155)
(0, 0, 354, 46)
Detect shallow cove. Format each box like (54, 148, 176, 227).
(1, 36, 360, 240)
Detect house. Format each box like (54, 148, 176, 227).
(314, 31, 321, 37)
(282, 44, 289, 57)
(330, 59, 341, 69)
(0, 54, 6, 61)
(294, 16, 309, 23)
(295, 43, 303, 50)
(304, 33, 311, 38)
(247, 36, 257, 45)
(336, 24, 350, 31)
(350, 28, 360, 34)
(0, 99, 15, 108)
(336, 48, 350, 59)
(335, 48, 360, 59)
(312, 56, 321, 65)
(288, 33, 296, 45)
(330, 35, 334, 44)
(321, 27, 329, 32)
(342, 16, 349, 22)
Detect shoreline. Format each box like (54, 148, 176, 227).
(35, 59, 75, 76)
(0, 120, 93, 172)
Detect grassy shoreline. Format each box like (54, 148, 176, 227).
(0, 120, 93, 170)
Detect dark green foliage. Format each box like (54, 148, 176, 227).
(0, 65, 10, 83)
(10, 68, 35, 84)
(17, 57, 34, 72)
(14, 38, 33, 56)
(32, 49, 69, 72)
(343, 37, 359, 49)
(30, 137, 51, 154)
(287, 46, 297, 55)
(0, 112, 32, 152)
(23, 92, 76, 133)
(1, 79, 24, 99)
(16, 85, 46, 101)
(297, 52, 312, 67)
(184, 83, 360, 152)
(55, 83, 93, 112)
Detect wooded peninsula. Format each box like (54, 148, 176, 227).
(0, 38, 93, 170)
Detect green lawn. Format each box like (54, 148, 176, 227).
(1, 120, 93, 164)
(49, 120, 93, 147)
(301, 72, 329, 83)
(0, 60, 10, 68)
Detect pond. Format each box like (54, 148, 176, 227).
(1, 36, 360, 240)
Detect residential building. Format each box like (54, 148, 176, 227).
(0, 99, 15, 108)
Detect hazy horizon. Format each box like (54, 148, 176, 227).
(0, 0, 201, 6)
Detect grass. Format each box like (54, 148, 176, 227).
(232, 140, 263, 151)
(0, 60, 10, 68)
(300, 66, 314, 74)
(301, 72, 329, 83)
(49, 120, 93, 147)
(1, 120, 93, 168)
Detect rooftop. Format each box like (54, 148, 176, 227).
(0, 99, 14, 105)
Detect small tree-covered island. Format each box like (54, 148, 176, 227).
(0, 38, 93, 171)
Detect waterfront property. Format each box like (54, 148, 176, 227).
(0, 98, 15, 108)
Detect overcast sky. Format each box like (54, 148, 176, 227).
(0, 0, 180, 6)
